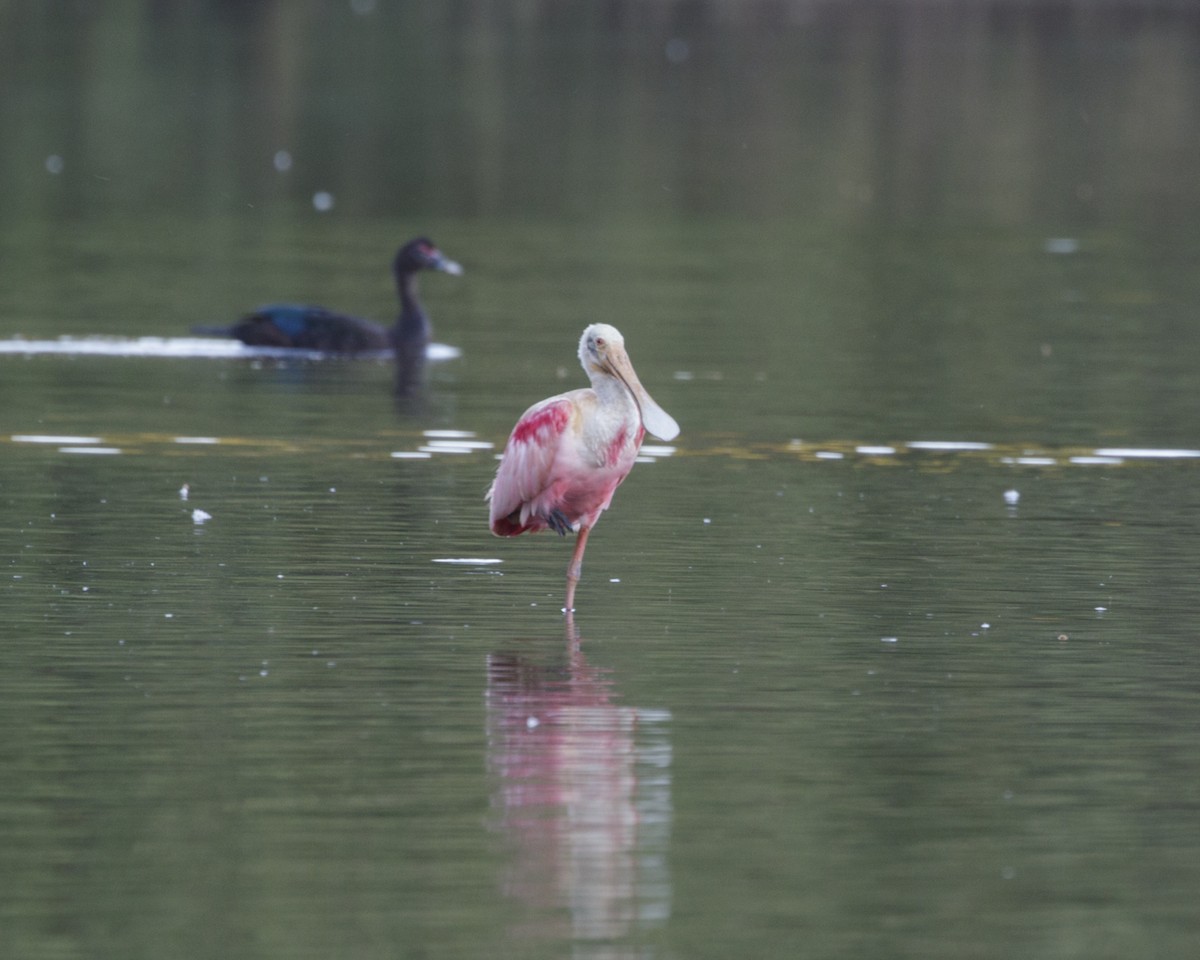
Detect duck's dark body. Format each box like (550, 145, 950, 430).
(225, 305, 393, 352)
(199, 237, 462, 356)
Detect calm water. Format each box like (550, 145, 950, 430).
(4, 3, 1200, 958)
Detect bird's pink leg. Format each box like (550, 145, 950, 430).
(563, 526, 591, 612)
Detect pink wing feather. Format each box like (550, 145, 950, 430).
(488, 396, 577, 536)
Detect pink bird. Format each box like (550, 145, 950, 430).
(488, 323, 680, 611)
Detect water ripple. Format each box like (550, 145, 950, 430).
(6, 431, 1200, 470)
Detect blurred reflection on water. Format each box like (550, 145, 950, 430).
(6, 0, 1199, 227)
(486, 622, 671, 953)
(4, 1, 1200, 959)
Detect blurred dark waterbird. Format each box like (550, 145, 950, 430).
(195, 237, 463, 358)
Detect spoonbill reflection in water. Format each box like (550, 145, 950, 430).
(487, 324, 680, 612)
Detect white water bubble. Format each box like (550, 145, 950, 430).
(1044, 237, 1079, 255)
(665, 37, 690, 64)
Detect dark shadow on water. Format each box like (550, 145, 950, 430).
(393, 346, 426, 402)
(485, 619, 672, 957)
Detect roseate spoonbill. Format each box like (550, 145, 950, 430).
(487, 323, 680, 611)
(195, 237, 463, 354)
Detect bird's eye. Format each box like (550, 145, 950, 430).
(594, 337, 606, 348)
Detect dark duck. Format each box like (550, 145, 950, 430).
(200, 236, 463, 362)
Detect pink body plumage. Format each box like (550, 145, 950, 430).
(489, 392, 645, 536)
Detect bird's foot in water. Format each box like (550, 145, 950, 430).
(547, 510, 573, 536)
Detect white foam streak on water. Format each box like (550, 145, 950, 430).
(418, 441, 493, 455)
(1093, 447, 1200, 459)
(12, 434, 102, 444)
(421, 439, 494, 451)
(0, 336, 461, 361)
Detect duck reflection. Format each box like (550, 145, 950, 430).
(485, 620, 671, 953)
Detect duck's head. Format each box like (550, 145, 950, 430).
(393, 237, 464, 279)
